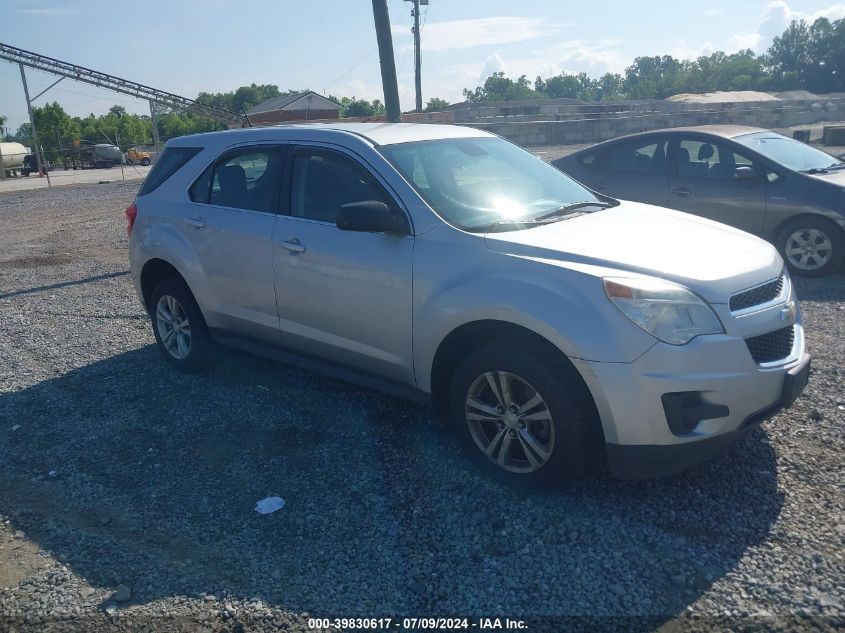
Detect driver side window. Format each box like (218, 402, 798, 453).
(290, 149, 392, 223)
(676, 139, 754, 181)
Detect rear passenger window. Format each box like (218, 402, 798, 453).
(192, 147, 283, 212)
(138, 147, 201, 196)
(605, 139, 669, 175)
(290, 149, 391, 223)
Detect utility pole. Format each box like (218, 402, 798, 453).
(149, 100, 161, 157)
(412, 0, 422, 112)
(371, 0, 401, 122)
(19, 63, 46, 180)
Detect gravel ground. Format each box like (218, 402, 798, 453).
(0, 181, 843, 633)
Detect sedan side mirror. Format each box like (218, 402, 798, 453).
(336, 200, 410, 235)
(735, 166, 758, 180)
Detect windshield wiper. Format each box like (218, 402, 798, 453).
(533, 200, 614, 221)
(801, 163, 845, 174)
(467, 218, 555, 232)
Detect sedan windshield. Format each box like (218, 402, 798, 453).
(379, 137, 605, 231)
(734, 131, 844, 173)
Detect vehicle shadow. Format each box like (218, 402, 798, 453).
(0, 346, 783, 628)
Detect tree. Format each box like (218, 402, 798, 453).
(31, 102, 81, 162)
(334, 96, 385, 118)
(766, 17, 845, 92)
(424, 97, 450, 112)
(463, 72, 542, 102)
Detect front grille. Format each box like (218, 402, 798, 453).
(745, 326, 795, 364)
(730, 275, 785, 312)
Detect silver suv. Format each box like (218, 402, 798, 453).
(127, 123, 810, 483)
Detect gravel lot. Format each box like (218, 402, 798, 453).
(0, 181, 843, 632)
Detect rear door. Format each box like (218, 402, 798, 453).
(667, 135, 766, 235)
(271, 144, 415, 384)
(181, 143, 286, 344)
(579, 136, 670, 206)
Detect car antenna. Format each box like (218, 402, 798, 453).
(241, 107, 254, 128)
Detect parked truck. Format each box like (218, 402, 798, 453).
(125, 147, 152, 166)
(1, 142, 30, 177)
(69, 143, 124, 169)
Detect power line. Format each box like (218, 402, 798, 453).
(324, 44, 377, 94)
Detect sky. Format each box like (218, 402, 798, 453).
(2, 0, 845, 132)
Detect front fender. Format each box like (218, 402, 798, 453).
(412, 258, 655, 393)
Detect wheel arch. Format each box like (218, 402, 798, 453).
(769, 211, 845, 244)
(140, 258, 189, 313)
(429, 319, 605, 444)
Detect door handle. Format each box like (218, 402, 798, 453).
(184, 216, 205, 229)
(671, 187, 691, 197)
(280, 238, 305, 254)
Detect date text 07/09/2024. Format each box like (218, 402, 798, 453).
(307, 617, 527, 630)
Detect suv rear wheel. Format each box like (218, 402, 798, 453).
(149, 278, 215, 373)
(448, 343, 597, 485)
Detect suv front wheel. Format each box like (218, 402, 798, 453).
(149, 278, 215, 373)
(449, 343, 597, 485)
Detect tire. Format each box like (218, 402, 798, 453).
(149, 278, 216, 373)
(776, 217, 845, 277)
(448, 343, 600, 486)
(141, 158, 151, 166)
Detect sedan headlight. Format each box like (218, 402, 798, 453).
(603, 277, 723, 345)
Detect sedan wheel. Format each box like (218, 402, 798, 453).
(777, 217, 844, 277)
(465, 371, 555, 473)
(784, 227, 832, 272)
(155, 294, 192, 360)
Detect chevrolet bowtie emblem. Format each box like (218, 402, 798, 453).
(781, 301, 797, 323)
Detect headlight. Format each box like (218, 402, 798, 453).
(603, 277, 723, 345)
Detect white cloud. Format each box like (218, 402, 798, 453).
(703, 9, 724, 16)
(429, 38, 626, 105)
(727, 32, 763, 51)
(670, 39, 715, 61)
(478, 54, 508, 81)
(392, 16, 572, 53)
(15, 8, 75, 16)
(751, 2, 845, 50)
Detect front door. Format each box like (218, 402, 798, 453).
(667, 136, 766, 235)
(272, 145, 415, 384)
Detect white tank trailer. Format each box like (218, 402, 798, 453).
(1, 142, 30, 175)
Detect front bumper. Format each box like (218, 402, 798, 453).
(572, 319, 809, 479)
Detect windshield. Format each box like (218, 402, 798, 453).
(379, 137, 603, 231)
(734, 131, 843, 172)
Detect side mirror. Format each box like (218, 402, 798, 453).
(336, 200, 409, 235)
(735, 166, 758, 180)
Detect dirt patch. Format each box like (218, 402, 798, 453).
(0, 530, 42, 588)
(0, 254, 76, 269)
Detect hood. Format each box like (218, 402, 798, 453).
(484, 201, 782, 303)
(803, 169, 845, 187)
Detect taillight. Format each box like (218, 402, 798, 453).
(125, 202, 138, 236)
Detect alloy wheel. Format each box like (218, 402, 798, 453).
(464, 371, 555, 473)
(155, 294, 192, 360)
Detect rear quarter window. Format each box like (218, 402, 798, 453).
(138, 147, 202, 196)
